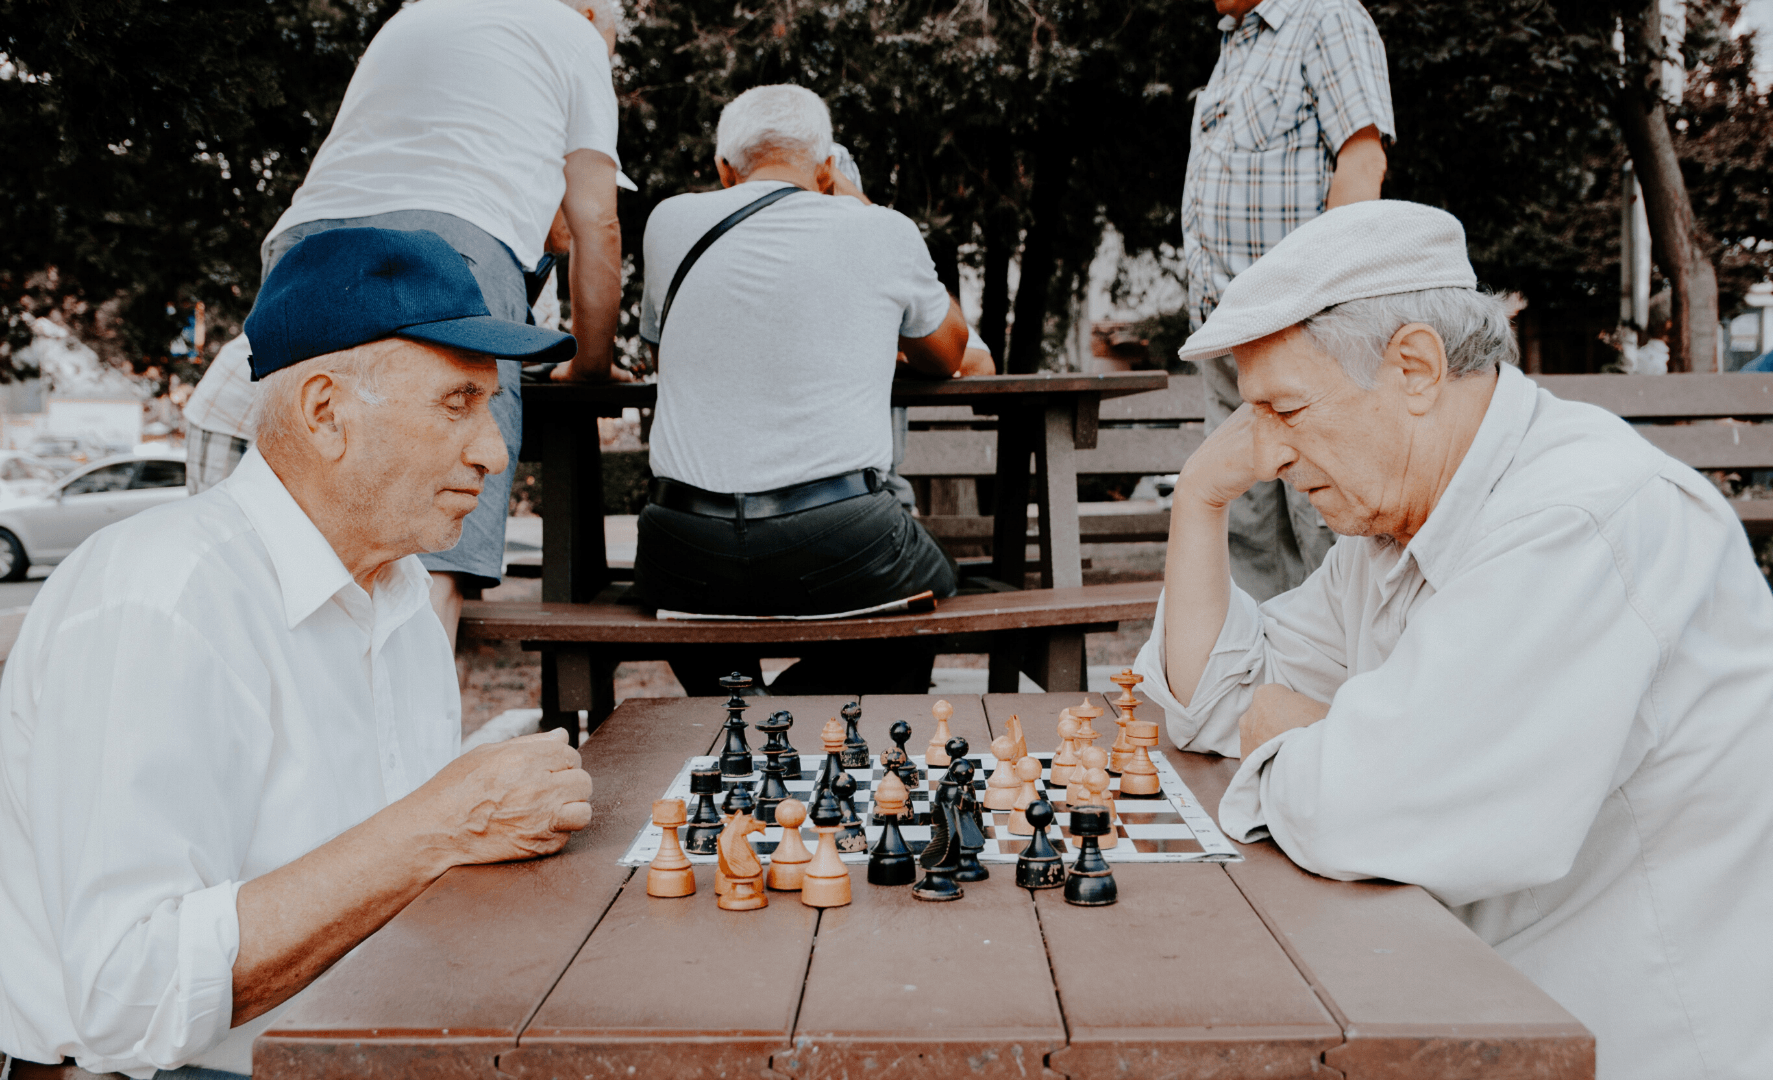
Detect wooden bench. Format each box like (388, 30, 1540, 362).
(901, 371, 1773, 547)
(461, 374, 1171, 738)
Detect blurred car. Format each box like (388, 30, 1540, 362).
(25, 437, 91, 473)
(0, 451, 187, 582)
(0, 451, 65, 500)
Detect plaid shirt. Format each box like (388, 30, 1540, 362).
(1181, 0, 1395, 330)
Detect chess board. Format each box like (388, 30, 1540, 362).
(618, 750, 1242, 867)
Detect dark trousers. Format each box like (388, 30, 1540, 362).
(633, 489, 958, 696)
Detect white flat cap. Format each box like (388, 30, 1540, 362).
(1177, 200, 1478, 364)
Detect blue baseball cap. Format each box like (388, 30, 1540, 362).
(243, 227, 576, 380)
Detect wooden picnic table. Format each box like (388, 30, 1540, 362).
(259, 693, 1592, 1079)
(517, 371, 1169, 602)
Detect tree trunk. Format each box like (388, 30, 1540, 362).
(1612, 0, 1719, 372)
(1008, 136, 1073, 374)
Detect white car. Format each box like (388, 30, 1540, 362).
(0, 451, 187, 581)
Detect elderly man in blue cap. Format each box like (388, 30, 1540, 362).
(1137, 200, 1773, 1079)
(0, 229, 592, 1078)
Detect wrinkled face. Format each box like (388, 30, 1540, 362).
(337, 340, 508, 556)
(1233, 326, 1419, 540)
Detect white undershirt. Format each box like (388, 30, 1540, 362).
(0, 448, 458, 1076)
(1135, 364, 1773, 1079)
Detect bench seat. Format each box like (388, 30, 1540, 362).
(460, 581, 1159, 646)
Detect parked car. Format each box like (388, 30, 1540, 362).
(0, 451, 187, 581)
(0, 451, 66, 501)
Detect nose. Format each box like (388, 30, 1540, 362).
(465, 398, 510, 479)
(1250, 410, 1301, 478)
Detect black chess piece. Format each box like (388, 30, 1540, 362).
(832, 772, 868, 853)
(867, 805, 916, 887)
(839, 701, 870, 768)
(721, 778, 756, 820)
(948, 758, 989, 882)
(886, 720, 919, 787)
(756, 745, 790, 824)
(913, 784, 965, 901)
(942, 736, 970, 781)
(1062, 805, 1119, 906)
(761, 710, 801, 778)
(1015, 801, 1065, 890)
(718, 672, 754, 777)
(683, 767, 723, 855)
(813, 737, 844, 806)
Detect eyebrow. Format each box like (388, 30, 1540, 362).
(440, 380, 494, 402)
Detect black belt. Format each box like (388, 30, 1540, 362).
(650, 470, 882, 521)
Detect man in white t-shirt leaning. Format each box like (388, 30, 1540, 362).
(634, 85, 973, 695)
(181, 0, 625, 644)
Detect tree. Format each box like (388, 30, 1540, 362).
(0, 0, 402, 384)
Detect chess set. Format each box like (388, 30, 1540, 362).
(620, 674, 1242, 903)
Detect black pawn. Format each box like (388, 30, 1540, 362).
(718, 672, 754, 777)
(764, 710, 802, 778)
(839, 701, 870, 768)
(756, 746, 789, 824)
(721, 779, 755, 820)
(867, 807, 917, 887)
(1015, 801, 1065, 890)
(684, 767, 723, 855)
(948, 758, 989, 882)
(913, 784, 966, 902)
(1063, 805, 1119, 907)
(832, 771, 868, 853)
(887, 719, 919, 787)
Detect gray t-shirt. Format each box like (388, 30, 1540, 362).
(640, 181, 951, 494)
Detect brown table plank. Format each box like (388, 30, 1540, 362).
(1534, 372, 1773, 419)
(255, 699, 723, 1079)
(1039, 865, 1341, 1079)
(858, 693, 992, 757)
(506, 863, 817, 1079)
(1169, 748, 1593, 1079)
(460, 583, 1160, 645)
(781, 872, 1066, 1079)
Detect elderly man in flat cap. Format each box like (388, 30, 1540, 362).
(0, 228, 593, 1078)
(1135, 200, 1773, 1079)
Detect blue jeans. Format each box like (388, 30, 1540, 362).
(263, 210, 528, 587)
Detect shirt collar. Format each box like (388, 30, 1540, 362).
(1223, 0, 1298, 34)
(222, 447, 430, 631)
(1379, 363, 1538, 593)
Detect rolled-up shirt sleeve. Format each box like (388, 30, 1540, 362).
(1220, 507, 1661, 907)
(26, 601, 269, 1074)
(1132, 538, 1358, 757)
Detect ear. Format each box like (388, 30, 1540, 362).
(1383, 323, 1447, 416)
(716, 158, 738, 188)
(299, 370, 350, 462)
(814, 156, 836, 195)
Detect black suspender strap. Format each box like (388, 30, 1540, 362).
(655, 184, 802, 339)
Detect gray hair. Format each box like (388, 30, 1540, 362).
(253, 338, 397, 459)
(1301, 288, 1520, 389)
(716, 85, 833, 177)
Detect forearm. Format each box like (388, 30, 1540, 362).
(1324, 125, 1386, 209)
(1161, 493, 1233, 708)
(566, 218, 621, 380)
(231, 800, 451, 1025)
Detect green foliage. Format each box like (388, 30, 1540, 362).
(0, 0, 402, 380)
(1, 0, 1766, 385)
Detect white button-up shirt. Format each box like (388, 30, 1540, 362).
(1134, 364, 1773, 1079)
(0, 448, 458, 1077)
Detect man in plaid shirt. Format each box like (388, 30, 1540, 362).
(1183, 0, 1394, 600)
